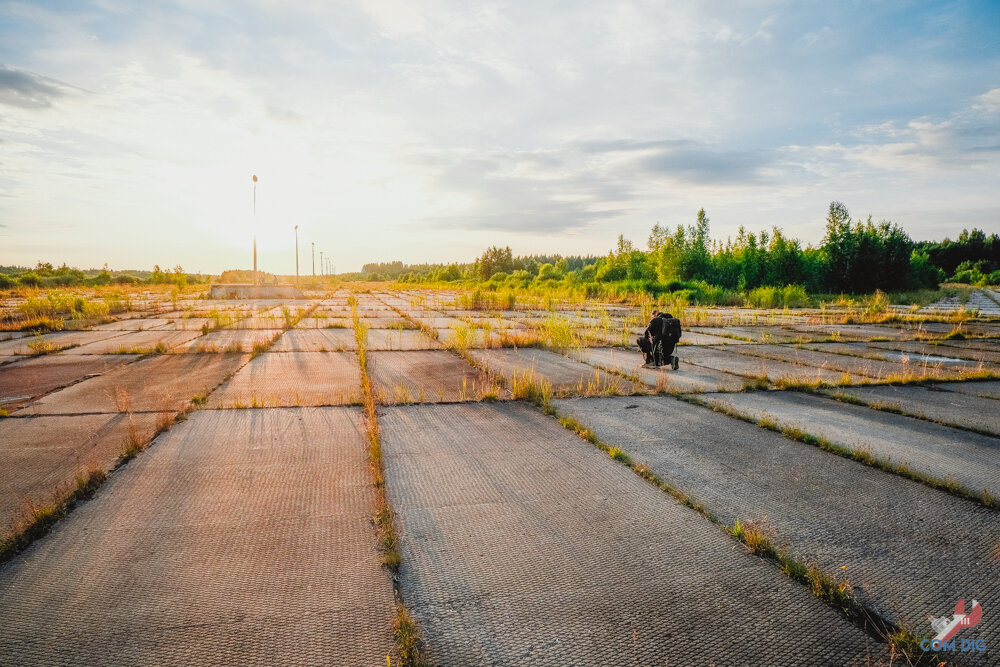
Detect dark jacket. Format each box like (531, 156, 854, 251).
(644, 316, 664, 340)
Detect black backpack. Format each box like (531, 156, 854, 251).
(662, 315, 682, 340)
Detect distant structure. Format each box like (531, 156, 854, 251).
(208, 284, 304, 299)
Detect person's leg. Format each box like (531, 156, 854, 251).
(651, 335, 663, 366)
(662, 338, 678, 369)
(637, 337, 651, 364)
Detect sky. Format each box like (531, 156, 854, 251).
(0, 1, 999, 274)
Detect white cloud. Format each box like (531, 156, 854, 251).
(0, 0, 998, 270)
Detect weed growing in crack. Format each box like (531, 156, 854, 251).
(349, 296, 428, 665)
(119, 417, 144, 462)
(0, 463, 107, 564)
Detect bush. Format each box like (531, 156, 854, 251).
(0, 274, 14, 289)
(781, 284, 809, 308)
(746, 286, 781, 308)
(113, 274, 139, 285)
(986, 270, 1000, 286)
(18, 271, 40, 287)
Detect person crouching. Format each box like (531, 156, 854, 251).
(637, 309, 664, 367)
(636, 309, 681, 370)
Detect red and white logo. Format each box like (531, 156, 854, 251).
(929, 599, 983, 642)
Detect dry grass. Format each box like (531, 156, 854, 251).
(0, 463, 108, 564)
(349, 296, 429, 665)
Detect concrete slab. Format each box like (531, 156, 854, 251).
(19, 353, 248, 415)
(67, 330, 201, 355)
(730, 343, 914, 381)
(294, 317, 353, 329)
(0, 354, 138, 411)
(678, 330, 750, 345)
(379, 402, 879, 664)
(467, 348, 637, 395)
(356, 317, 413, 329)
(0, 408, 395, 664)
(826, 384, 1000, 436)
(0, 412, 160, 533)
(0, 331, 129, 356)
(269, 329, 357, 352)
(433, 327, 501, 348)
(870, 340, 1000, 368)
(207, 352, 361, 408)
(150, 318, 215, 331)
(681, 346, 853, 384)
(938, 338, 1000, 353)
(411, 317, 464, 329)
(91, 318, 177, 331)
(552, 395, 1000, 641)
(366, 329, 441, 351)
(936, 379, 1000, 400)
(935, 339, 1000, 364)
(786, 323, 913, 341)
(369, 351, 507, 403)
(570, 346, 747, 393)
(689, 326, 802, 343)
(176, 329, 278, 353)
(797, 342, 965, 379)
(698, 391, 1000, 497)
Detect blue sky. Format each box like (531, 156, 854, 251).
(1, 0, 998, 273)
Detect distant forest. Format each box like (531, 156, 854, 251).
(356, 202, 1000, 296)
(2, 201, 998, 297)
(0, 263, 206, 289)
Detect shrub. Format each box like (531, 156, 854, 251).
(746, 286, 780, 308)
(780, 284, 808, 307)
(18, 271, 40, 287)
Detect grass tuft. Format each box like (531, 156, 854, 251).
(394, 603, 430, 666)
(350, 296, 428, 665)
(0, 463, 108, 564)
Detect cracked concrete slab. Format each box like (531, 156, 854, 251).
(570, 346, 747, 392)
(67, 330, 201, 355)
(379, 402, 880, 665)
(269, 329, 357, 352)
(552, 394, 1000, 648)
(0, 412, 161, 534)
(175, 329, 278, 353)
(368, 351, 507, 403)
(825, 383, 1000, 436)
(681, 346, 855, 384)
(207, 352, 361, 408)
(729, 343, 915, 381)
(467, 347, 637, 395)
(697, 390, 1000, 497)
(18, 353, 248, 415)
(0, 408, 396, 665)
(0, 354, 138, 411)
(0, 331, 129, 356)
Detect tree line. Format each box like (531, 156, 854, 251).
(0, 263, 205, 289)
(381, 202, 999, 295)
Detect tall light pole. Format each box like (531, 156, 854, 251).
(294, 225, 299, 287)
(320, 251, 324, 276)
(252, 174, 258, 286)
(311, 242, 315, 276)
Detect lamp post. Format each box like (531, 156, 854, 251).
(294, 225, 299, 287)
(320, 251, 324, 276)
(252, 174, 258, 286)
(311, 242, 315, 277)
